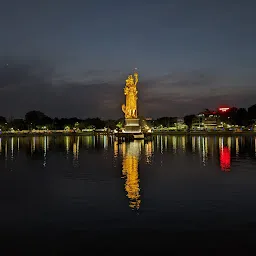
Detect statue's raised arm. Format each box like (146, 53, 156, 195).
(134, 72, 138, 87)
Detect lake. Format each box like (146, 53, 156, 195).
(1, 135, 256, 253)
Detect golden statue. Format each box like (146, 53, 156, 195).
(122, 72, 139, 119)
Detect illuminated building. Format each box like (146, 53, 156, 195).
(191, 106, 241, 131)
(174, 117, 188, 131)
(192, 110, 219, 131)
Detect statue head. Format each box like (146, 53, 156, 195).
(126, 75, 134, 87)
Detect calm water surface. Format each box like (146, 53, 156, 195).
(1, 135, 256, 251)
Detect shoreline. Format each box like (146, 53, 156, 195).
(151, 131, 256, 136)
(0, 131, 256, 137)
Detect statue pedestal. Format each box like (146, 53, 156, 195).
(124, 118, 141, 134)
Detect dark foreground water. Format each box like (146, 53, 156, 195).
(1, 135, 256, 253)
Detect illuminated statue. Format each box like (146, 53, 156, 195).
(122, 72, 139, 119)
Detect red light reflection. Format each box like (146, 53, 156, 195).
(220, 146, 231, 172)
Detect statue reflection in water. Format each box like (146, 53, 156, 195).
(121, 140, 141, 210)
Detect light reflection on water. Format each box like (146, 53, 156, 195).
(1, 135, 256, 166)
(122, 141, 141, 210)
(1, 135, 256, 213)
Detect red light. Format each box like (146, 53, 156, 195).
(220, 146, 230, 172)
(219, 107, 230, 112)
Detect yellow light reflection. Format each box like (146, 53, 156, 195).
(122, 141, 141, 210)
(73, 141, 77, 160)
(202, 137, 206, 165)
(181, 136, 185, 152)
(77, 136, 80, 157)
(65, 136, 70, 155)
(43, 136, 47, 167)
(197, 137, 201, 156)
(121, 142, 126, 156)
(145, 141, 153, 164)
(104, 136, 108, 149)
(30, 137, 35, 155)
(11, 137, 14, 160)
(255, 138, 256, 156)
(17, 138, 20, 152)
(205, 137, 208, 156)
(43, 136, 47, 153)
(85, 136, 90, 147)
(219, 137, 223, 151)
(172, 136, 177, 153)
(227, 137, 231, 150)
(160, 136, 163, 153)
(5, 140, 7, 159)
(156, 135, 160, 150)
(47, 136, 50, 151)
(235, 137, 239, 156)
(114, 140, 118, 158)
(192, 136, 196, 153)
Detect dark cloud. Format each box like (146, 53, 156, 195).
(0, 58, 256, 119)
(0, 58, 54, 89)
(0, 58, 126, 119)
(155, 70, 217, 87)
(49, 82, 124, 119)
(138, 70, 256, 117)
(0, 57, 56, 118)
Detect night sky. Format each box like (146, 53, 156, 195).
(0, 0, 255, 119)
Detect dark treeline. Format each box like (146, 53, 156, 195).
(1, 104, 256, 131)
(0, 110, 123, 131)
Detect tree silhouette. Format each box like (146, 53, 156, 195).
(0, 116, 7, 124)
(25, 111, 52, 127)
